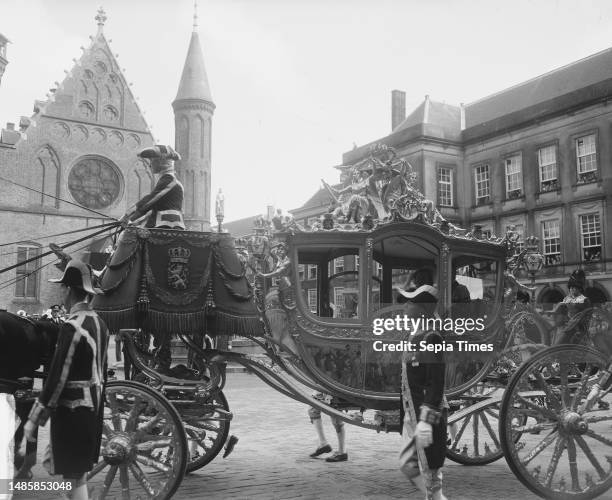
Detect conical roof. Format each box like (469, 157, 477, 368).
(174, 31, 213, 104)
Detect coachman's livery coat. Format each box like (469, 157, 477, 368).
(29, 302, 108, 476)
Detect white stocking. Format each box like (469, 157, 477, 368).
(312, 418, 327, 447)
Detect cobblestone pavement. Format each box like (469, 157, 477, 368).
(16, 372, 612, 500)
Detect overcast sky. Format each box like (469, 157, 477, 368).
(2, 0, 612, 222)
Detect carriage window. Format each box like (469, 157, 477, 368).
(298, 247, 361, 320)
(372, 235, 438, 309)
(452, 256, 499, 321)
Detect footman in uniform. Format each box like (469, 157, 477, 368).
(24, 260, 108, 500)
(121, 144, 185, 230)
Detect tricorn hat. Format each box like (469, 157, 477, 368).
(49, 259, 103, 295)
(138, 144, 181, 162)
(567, 269, 586, 291)
(50, 304, 62, 312)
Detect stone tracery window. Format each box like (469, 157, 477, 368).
(79, 100, 94, 118)
(68, 157, 122, 209)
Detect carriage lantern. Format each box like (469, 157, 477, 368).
(522, 235, 545, 302)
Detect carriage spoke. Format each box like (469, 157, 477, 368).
(484, 408, 500, 420)
(135, 437, 173, 452)
(107, 393, 123, 431)
(124, 397, 145, 432)
(128, 462, 156, 497)
(520, 430, 558, 466)
(450, 414, 471, 451)
(137, 414, 162, 433)
(584, 414, 612, 424)
(570, 363, 592, 411)
(574, 434, 607, 479)
(544, 435, 566, 487)
(533, 370, 562, 411)
(99, 465, 118, 499)
(584, 429, 612, 447)
(566, 437, 580, 492)
(136, 453, 172, 473)
(472, 412, 479, 456)
(479, 411, 500, 449)
(119, 464, 130, 500)
(88, 459, 108, 479)
(513, 421, 557, 433)
(559, 363, 570, 409)
(515, 394, 559, 420)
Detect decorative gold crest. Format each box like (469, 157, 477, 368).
(167, 246, 191, 290)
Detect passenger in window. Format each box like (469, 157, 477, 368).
(396, 268, 438, 312)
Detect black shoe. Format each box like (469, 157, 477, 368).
(223, 435, 239, 458)
(309, 444, 332, 458)
(325, 452, 348, 462)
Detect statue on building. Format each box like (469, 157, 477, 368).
(121, 145, 185, 230)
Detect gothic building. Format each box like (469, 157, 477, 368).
(0, 10, 213, 314)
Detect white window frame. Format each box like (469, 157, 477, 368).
(538, 145, 557, 185)
(474, 164, 490, 203)
(333, 287, 345, 308)
(576, 134, 597, 174)
(14, 245, 41, 299)
(334, 257, 344, 274)
(580, 213, 602, 262)
(542, 220, 561, 265)
(505, 154, 523, 196)
(298, 264, 305, 281)
(307, 289, 317, 313)
(308, 264, 317, 280)
(437, 167, 453, 207)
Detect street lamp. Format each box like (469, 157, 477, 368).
(522, 235, 545, 304)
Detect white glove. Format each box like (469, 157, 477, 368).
(415, 421, 433, 448)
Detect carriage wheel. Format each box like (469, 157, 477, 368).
(446, 382, 519, 465)
(88, 380, 188, 500)
(180, 389, 231, 473)
(500, 345, 612, 499)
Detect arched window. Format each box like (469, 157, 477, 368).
(538, 287, 565, 311)
(37, 146, 60, 207)
(195, 115, 205, 159)
(585, 285, 609, 305)
(177, 116, 189, 159)
(14, 243, 42, 299)
(68, 156, 122, 209)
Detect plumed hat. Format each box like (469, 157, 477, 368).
(567, 269, 586, 291)
(138, 145, 181, 162)
(50, 304, 62, 312)
(49, 259, 103, 295)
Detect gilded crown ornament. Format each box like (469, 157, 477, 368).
(168, 247, 191, 264)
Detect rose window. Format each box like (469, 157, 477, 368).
(68, 157, 122, 209)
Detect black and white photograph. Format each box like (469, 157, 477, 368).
(1, 1, 612, 498)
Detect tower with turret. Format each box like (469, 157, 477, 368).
(172, 10, 214, 232)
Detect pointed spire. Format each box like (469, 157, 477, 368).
(95, 7, 107, 36)
(193, 0, 199, 33)
(174, 29, 213, 104)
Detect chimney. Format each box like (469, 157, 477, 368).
(391, 90, 406, 131)
(6, 122, 14, 131)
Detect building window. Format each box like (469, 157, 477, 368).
(333, 287, 345, 315)
(580, 214, 602, 262)
(15, 246, 41, 298)
(538, 145, 558, 192)
(505, 155, 522, 199)
(334, 257, 344, 274)
(474, 165, 490, 205)
(298, 264, 305, 281)
(308, 264, 317, 280)
(542, 220, 561, 265)
(438, 168, 453, 207)
(576, 135, 597, 184)
(354, 255, 360, 270)
(307, 289, 317, 313)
